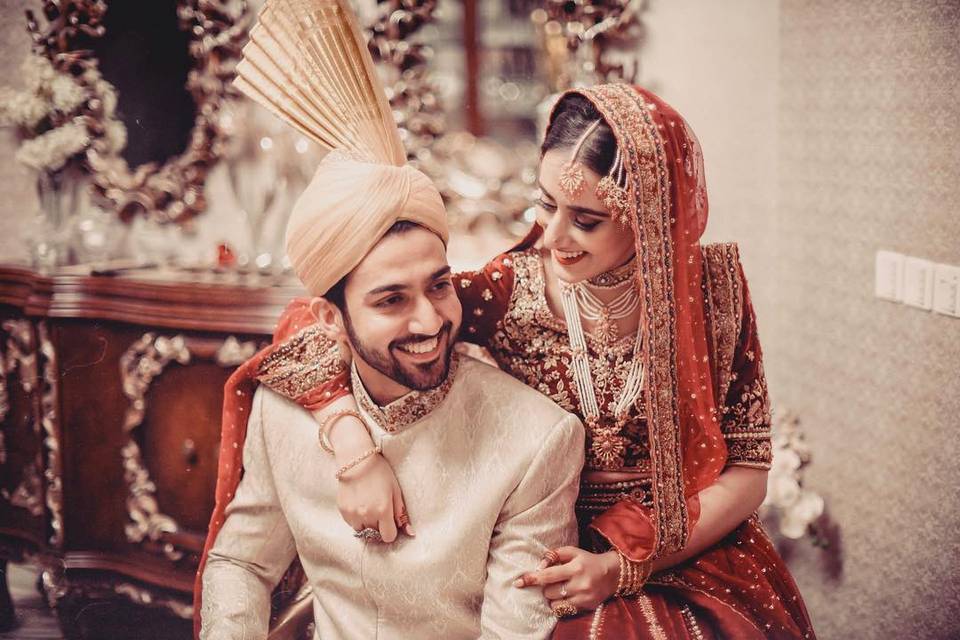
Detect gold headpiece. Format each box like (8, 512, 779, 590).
(557, 118, 631, 226)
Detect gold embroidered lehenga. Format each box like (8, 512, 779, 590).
(201, 84, 815, 639)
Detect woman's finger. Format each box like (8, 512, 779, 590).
(393, 484, 415, 536)
(549, 546, 582, 563)
(542, 582, 564, 600)
(377, 512, 398, 543)
(513, 562, 576, 588)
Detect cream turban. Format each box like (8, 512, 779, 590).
(285, 153, 449, 296)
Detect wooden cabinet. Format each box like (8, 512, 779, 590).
(0, 265, 302, 639)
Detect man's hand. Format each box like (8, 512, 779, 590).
(513, 547, 620, 613)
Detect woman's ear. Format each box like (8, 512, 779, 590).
(309, 296, 347, 343)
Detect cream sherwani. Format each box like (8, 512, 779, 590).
(202, 355, 585, 639)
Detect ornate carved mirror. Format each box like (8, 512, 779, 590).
(26, 0, 250, 225)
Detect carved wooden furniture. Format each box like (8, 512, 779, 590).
(0, 264, 302, 639)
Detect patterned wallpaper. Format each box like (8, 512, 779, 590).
(768, 1, 960, 638)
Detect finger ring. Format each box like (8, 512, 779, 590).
(542, 549, 560, 565)
(553, 601, 578, 618)
(353, 527, 382, 542)
(560, 584, 568, 598)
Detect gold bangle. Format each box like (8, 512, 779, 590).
(614, 552, 627, 595)
(318, 410, 364, 455)
(615, 553, 652, 597)
(334, 444, 382, 481)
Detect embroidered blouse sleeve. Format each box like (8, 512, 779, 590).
(453, 252, 516, 348)
(256, 298, 351, 411)
(718, 259, 773, 470)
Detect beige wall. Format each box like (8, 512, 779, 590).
(644, 1, 960, 638)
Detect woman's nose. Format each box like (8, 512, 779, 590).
(541, 210, 570, 249)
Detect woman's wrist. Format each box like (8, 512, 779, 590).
(329, 416, 374, 459)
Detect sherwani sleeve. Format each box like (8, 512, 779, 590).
(479, 413, 585, 639)
(201, 389, 298, 640)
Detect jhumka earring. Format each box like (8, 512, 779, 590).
(558, 119, 602, 199)
(595, 145, 631, 226)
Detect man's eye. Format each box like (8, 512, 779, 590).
(433, 280, 452, 291)
(376, 296, 402, 308)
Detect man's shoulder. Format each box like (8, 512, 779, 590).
(454, 355, 578, 428)
(251, 385, 313, 429)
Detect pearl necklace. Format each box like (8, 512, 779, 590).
(559, 279, 645, 431)
(571, 281, 640, 323)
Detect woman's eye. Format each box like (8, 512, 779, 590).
(536, 198, 557, 211)
(573, 217, 601, 231)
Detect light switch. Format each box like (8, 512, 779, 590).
(874, 250, 904, 302)
(932, 263, 960, 318)
(902, 257, 934, 310)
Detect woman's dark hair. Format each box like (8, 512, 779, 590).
(541, 94, 617, 177)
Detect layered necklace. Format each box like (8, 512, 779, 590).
(558, 256, 645, 469)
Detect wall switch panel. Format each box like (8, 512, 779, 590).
(932, 263, 960, 318)
(902, 257, 935, 310)
(875, 250, 904, 302)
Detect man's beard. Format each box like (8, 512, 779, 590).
(344, 313, 456, 392)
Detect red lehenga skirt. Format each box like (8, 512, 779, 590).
(553, 480, 815, 640)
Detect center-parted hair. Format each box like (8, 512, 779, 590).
(541, 94, 618, 177)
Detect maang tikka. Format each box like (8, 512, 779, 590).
(557, 119, 632, 226)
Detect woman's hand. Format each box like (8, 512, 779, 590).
(513, 547, 620, 613)
(321, 403, 414, 543)
(336, 449, 413, 542)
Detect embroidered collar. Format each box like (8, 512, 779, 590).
(351, 353, 460, 433)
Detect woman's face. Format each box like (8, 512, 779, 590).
(536, 148, 636, 283)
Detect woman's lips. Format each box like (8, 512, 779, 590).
(554, 249, 587, 266)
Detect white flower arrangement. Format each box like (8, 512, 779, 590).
(761, 411, 826, 541)
(0, 53, 126, 173)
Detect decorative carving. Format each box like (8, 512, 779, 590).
(0, 319, 38, 426)
(37, 322, 64, 548)
(119, 332, 259, 562)
(41, 566, 193, 620)
(365, 0, 442, 160)
(541, 0, 645, 84)
(2, 462, 45, 517)
(24, 0, 253, 225)
(214, 335, 257, 367)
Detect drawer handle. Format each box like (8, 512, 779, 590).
(182, 439, 198, 467)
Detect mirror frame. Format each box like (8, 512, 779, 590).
(26, 0, 252, 225)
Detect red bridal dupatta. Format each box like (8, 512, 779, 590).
(563, 84, 723, 563)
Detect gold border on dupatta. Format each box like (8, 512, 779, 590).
(572, 83, 689, 557)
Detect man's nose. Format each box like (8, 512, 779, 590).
(408, 294, 444, 336)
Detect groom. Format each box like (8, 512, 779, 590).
(199, 153, 585, 639)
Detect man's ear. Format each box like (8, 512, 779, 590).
(308, 296, 347, 343)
